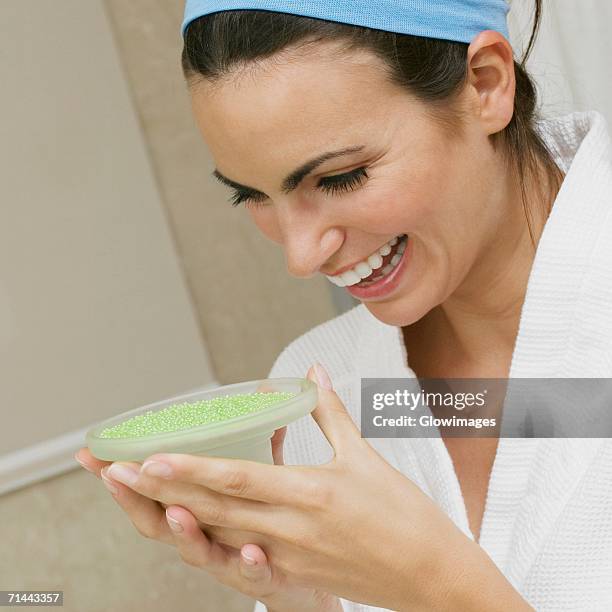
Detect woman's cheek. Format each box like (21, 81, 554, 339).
(382, 187, 433, 230)
(248, 206, 283, 244)
(359, 173, 428, 229)
(399, 174, 449, 227)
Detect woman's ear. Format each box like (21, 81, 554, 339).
(466, 30, 516, 135)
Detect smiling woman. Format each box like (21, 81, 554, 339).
(75, 1, 612, 611)
(180, 3, 565, 328)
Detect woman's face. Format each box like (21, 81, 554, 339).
(188, 41, 517, 327)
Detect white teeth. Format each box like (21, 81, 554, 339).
(354, 261, 373, 279)
(367, 252, 383, 269)
(325, 234, 408, 287)
(341, 270, 361, 286)
(378, 243, 392, 256)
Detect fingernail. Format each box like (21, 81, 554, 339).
(141, 460, 173, 478)
(166, 511, 183, 533)
(101, 471, 119, 495)
(107, 463, 139, 486)
(241, 551, 257, 565)
(74, 454, 95, 473)
(313, 362, 333, 391)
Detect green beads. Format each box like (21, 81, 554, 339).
(99, 391, 296, 439)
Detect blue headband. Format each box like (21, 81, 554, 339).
(181, 0, 510, 43)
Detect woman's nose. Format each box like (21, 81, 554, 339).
(282, 223, 343, 279)
(284, 238, 319, 278)
(272, 197, 343, 278)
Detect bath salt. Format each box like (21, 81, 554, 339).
(99, 391, 296, 438)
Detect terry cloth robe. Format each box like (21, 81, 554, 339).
(253, 110, 612, 611)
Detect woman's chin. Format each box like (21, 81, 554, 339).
(361, 297, 430, 329)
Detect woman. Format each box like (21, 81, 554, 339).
(75, 0, 612, 610)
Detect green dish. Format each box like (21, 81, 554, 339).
(86, 377, 317, 464)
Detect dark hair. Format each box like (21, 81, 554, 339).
(181, 1, 563, 246)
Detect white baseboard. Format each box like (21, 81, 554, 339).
(0, 382, 219, 497)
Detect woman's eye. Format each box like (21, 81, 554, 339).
(317, 166, 369, 196)
(229, 191, 268, 208)
(228, 166, 369, 208)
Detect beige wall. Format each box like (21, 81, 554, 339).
(0, 0, 215, 456)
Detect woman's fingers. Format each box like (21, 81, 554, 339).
(165, 505, 276, 596)
(74, 447, 112, 477)
(106, 462, 277, 533)
(305, 364, 362, 460)
(101, 464, 174, 546)
(164, 504, 231, 571)
(238, 543, 273, 583)
(138, 453, 305, 505)
(78, 448, 176, 547)
(270, 426, 287, 465)
(197, 522, 267, 552)
(99, 461, 256, 554)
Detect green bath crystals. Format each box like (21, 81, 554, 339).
(87, 378, 317, 463)
(99, 391, 297, 439)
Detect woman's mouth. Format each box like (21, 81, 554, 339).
(325, 234, 408, 286)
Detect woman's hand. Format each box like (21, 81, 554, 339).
(78, 362, 531, 611)
(75, 427, 342, 612)
(89, 363, 503, 611)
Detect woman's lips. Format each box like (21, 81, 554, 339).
(325, 235, 403, 279)
(345, 235, 411, 300)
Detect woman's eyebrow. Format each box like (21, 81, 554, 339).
(212, 145, 366, 195)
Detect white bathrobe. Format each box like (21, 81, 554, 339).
(254, 110, 612, 611)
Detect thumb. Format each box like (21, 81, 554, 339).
(239, 544, 272, 583)
(307, 362, 361, 458)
